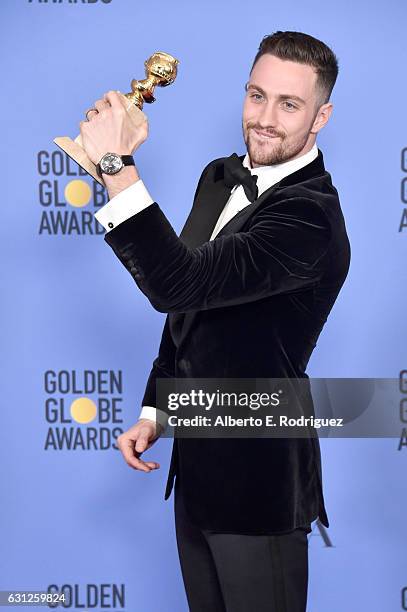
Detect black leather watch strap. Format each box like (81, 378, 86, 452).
(121, 155, 135, 166)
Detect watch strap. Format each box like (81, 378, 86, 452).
(121, 155, 135, 166)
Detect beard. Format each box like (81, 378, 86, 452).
(242, 120, 314, 167)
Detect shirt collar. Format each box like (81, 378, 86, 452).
(242, 142, 319, 197)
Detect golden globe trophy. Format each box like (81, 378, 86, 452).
(53, 51, 179, 186)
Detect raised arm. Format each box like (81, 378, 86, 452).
(103, 196, 332, 314)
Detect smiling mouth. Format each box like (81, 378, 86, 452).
(252, 128, 280, 140)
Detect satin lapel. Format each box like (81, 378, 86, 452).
(178, 178, 233, 248)
(214, 181, 281, 238)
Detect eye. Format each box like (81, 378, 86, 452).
(283, 101, 297, 110)
(250, 93, 263, 101)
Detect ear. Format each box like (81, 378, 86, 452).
(310, 102, 333, 134)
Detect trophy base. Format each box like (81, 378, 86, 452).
(53, 136, 105, 186)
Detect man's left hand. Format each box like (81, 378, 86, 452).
(79, 90, 148, 165)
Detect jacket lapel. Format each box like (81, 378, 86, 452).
(168, 169, 233, 346)
(175, 179, 284, 347)
(179, 148, 326, 245)
(169, 149, 326, 347)
(178, 177, 232, 248)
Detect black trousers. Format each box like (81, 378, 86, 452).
(174, 476, 311, 612)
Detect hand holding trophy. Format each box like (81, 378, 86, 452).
(53, 51, 179, 186)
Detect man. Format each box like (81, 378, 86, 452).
(80, 30, 350, 612)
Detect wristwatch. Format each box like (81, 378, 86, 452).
(96, 152, 135, 178)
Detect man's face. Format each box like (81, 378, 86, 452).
(242, 54, 331, 168)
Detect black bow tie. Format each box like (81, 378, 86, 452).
(223, 153, 259, 202)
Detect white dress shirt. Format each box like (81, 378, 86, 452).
(94, 143, 319, 430)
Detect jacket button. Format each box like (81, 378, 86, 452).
(108, 222, 114, 228)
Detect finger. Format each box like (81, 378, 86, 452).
(140, 459, 160, 469)
(104, 90, 125, 110)
(79, 120, 90, 135)
(120, 438, 156, 472)
(94, 98, 110, 111)
(116, 91, 133, 111)
(137, 457, 160, 470)
(133, 453, 160, 471)
(135, 431, 151, 453)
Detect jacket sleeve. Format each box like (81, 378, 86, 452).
(138, 163, 216, 418)
(141, 314, 176, 412)
(103, 195, 332, 314)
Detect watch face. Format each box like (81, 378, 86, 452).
(100, 153, 123, 175)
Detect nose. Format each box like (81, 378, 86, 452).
(256, 100, 279, 130)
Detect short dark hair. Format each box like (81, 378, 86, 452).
(250, 30, 339, 109)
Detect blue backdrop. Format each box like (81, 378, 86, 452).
(1, 0, 406, 610)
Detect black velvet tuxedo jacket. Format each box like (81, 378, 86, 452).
(104, 147, 351, 535)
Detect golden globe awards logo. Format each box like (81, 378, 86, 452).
(44, 370, 124, 450)
(37, 150, 107, 235)
(47, 583, 125, 609)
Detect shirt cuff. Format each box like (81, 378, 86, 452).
(94, 178, 155, 232)
(139, 405, 169, 432)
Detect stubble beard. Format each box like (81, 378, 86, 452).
(243, 123, 311, 167)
